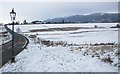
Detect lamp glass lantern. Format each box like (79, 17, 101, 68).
(10, 8, 16, 22)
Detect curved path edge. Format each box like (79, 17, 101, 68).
(0, 24, 29, 68)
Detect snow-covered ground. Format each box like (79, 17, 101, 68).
(8, 23, 118, 44)
(0, 44, 118, 72)
(35, 28, 117, 44)
(0, 23, 119, 72)
(8, 23, 117, 32)
(0, 26, 12, 45)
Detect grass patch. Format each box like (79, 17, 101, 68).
(29, 27, 92, 32)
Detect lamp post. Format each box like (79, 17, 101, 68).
(10, 8, 16, 63)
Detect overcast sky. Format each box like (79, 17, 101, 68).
(0, 2, 118, 24)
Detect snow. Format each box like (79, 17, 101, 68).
(0, 44, 118, 72)
(7, 23, 118, 32)
(0, 23, 118, 72)
(0, 26, 12, 45)
(36, 28, 118, 44)
(0, 26, 5, 32)
(8, 23, 118, 44)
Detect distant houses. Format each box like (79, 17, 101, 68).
(31, 20, 42, 24)
(110, 24, 120, 28)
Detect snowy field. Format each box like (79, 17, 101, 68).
(0, 23, 119, 72)
(8, 23, 118, 44)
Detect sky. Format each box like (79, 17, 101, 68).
(0, 2, 119, 24)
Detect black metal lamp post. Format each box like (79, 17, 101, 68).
(10, 8, 16, 63)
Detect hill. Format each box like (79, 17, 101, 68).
(43, 13, 119, 23)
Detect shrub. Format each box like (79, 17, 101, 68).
(114, 63, 120, 67)
(101, 56, 113, 64)
(115, 50, 120, 56)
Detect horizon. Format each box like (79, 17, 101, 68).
(0, 2, 118, 24)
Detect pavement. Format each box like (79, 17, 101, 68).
(0, 24, 29, 68)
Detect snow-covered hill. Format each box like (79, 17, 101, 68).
(43, 13, 119, 23)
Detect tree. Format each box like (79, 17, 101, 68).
(116, 24, 120, 28)
(62, 20, 65, 23)
(15, 21, 20, 25)
(23, 20, 27, 24)
(94, 25, 98, 28)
